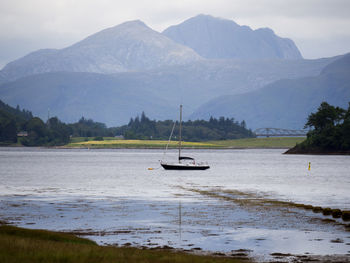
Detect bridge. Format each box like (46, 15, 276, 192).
(254, 128, 308, 137)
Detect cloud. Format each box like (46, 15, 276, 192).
(0, 0, 349, 67)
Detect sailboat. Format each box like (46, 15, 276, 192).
(160, 105, 210, 170)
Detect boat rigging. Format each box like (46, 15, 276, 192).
(160, 105, 210, 170)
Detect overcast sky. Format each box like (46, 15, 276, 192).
(0, 0, 349, 68)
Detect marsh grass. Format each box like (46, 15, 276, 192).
(0, 225, 249, 263)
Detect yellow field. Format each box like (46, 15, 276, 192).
(67, 139, 217, 148)
(65, 137, 305, 149)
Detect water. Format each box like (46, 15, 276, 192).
(1, 147, 349, 260)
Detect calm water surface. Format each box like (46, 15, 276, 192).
(1, 147, 349, 260)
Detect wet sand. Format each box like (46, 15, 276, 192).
(1, 187, 349, 262)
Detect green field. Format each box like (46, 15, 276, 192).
(208, 137, 306, 148)
(66, 137, 306, 149)
(0, 225, 248, 263)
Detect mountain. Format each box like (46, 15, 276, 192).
(0, 72, 178, 126)
(190, 54, 350, 130)
(0, 15, 345, 127)
(0, 56, 338, 126)
(0, 20, 201, 84)
(163, 14, 302, 60)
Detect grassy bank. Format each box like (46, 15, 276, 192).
(65, 137, 305, 149)
(208, 137, 305, 148)
(0, 225, 248, 263)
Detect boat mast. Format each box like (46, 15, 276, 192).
(178, 105, 182, 162)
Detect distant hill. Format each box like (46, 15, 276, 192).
(0, 72, 179, 126)
(190, 54, 350, 129)
(0, 20, 201, 84)
(163, 14, 302, 60)
(0, 57, 337, 126)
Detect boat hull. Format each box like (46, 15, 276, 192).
(161, 163, 210, 170)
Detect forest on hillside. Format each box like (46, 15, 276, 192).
(0, 100, 117, 146)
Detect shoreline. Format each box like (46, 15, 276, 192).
(5, 144, 350, 155)
(2, 137, 307, 150)
(57, 146, 291, 150)
(2, 224, 348, 263)
(284, 147, 350, 155)
(1, 210, 349, 263)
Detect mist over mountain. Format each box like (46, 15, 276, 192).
(190, 54, 350, 130)
(163, 14, 302, 60)
(0, 20, 201, 83)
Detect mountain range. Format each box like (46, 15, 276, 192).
(191, 54, 350, 129)
(0, 14, 349, 129)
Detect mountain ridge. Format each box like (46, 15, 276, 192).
(0, 20, 201, 83)
(162, 14, 302, 60)
(190, 54, 350, 129)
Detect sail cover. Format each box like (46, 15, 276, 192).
(179, 156, 194, 161)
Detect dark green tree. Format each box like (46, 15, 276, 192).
(305, 102, 345, 131)
(0, 118, 17, 143)
(122, 112, 254, 141)
(290, 101, 350, 153)
(22, 117, 48, 146)
(340, 102, 350, 149)
(47, 117, 71, 145)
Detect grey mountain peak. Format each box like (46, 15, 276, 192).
(163, 14, 303, 60)
(0, 19, 201, 83)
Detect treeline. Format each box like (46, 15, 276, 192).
(0, 100, 117, 146)
(1, 100, 254, 146)
(0, 100, 33, 144)
(68, 117, 117, 138)
(0, 100, 72, 146)
(287, 102, 350, 153)
(116, 112, 255, 141)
